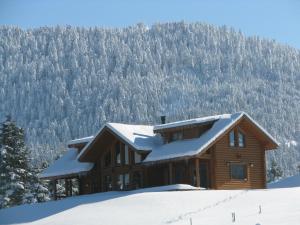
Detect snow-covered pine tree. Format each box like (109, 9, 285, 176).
(31, 162, 50, 203)
(267, 159, 283, 182)
(0, 116, 50, 208)
(0, 116, 29, 208)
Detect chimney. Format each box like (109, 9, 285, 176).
(160, 116, 166, 124)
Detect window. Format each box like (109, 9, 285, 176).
(124, 145, 129, 165)
(171, 132, 183, 142)
(117, 173, 130, 190)
(238, 131, 245, 147)
(132, 171, 142, 189)
(104, 151, 111, 167)
(103, 175, 112, 191)
(124, 173, 130, 190)
(134, 151, 142, 164)
(229, 130, 235, 147)
(115, 143, 121, 165)
(117, 174, 124, 190)
(229, 129, 246, 148)
(230, 164, 247, 180)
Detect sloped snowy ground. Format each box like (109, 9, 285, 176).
(0, 185, 299, 225)
(268, 174, 300, 189)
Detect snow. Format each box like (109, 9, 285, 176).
(67, 136, 94, 146)
(268, 174, 300, 189)
(107, 123, 162, 150)
(77, 123, 162, 160)
(39, 148, 94, 179)
(285, 140, 298, 148)
(144, 112, 243, 163)
(153, 114, 222, 131)
(0, 186, 299, 225)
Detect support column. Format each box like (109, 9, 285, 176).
(65, 178, 69, 197)
(195, 158, 200, 187)
(69, 179, 73, 196)
(169, 162, 173, 185)
(53, 179, 57, 200)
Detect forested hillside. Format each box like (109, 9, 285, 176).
(0, 22, 299, 176)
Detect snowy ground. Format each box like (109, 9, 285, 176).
(268, 174, 300, 189)
(0, 184, 300, 225)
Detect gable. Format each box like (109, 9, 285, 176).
(144, 112, 279, 164)
(78, 123, 160, 162)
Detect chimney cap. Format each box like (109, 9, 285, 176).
(160, 116, 166, 124)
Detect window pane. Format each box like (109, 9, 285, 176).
(117, 174, 124, 190)
(132, 171, 142, 189)
(124, 173, 130, 190)
(104, 151, 111, 167)
(230, 164, 247, 180)
(115, 143, 121, 165)
(171, 132, 183, 142)
(229, 130, 235, 147)
(124, 145, 129, 165)
(104, 175, 112, 191)
(134, 152, 141, 164)
(238, 132, 245, 147)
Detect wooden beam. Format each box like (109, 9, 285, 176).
(69, 179, 73, 196)
(65, 179, 69, 197)
(195, 158, 200, 187)
(169, 163, 173, 185)
(52, 180, 57, 200)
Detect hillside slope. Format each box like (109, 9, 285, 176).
(0, 186, 299, 225)
(268, 174, 300, 189)
(0, 23, 299, 174)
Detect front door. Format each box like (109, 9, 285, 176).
(199, 162, 209, 188)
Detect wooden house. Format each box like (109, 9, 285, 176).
(40, 112, 278, 198)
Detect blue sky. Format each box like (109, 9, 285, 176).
(0, 0, 300, 49)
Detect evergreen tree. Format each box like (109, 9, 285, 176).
(267, 159, 283, 182)
(0, 117, 49, 208)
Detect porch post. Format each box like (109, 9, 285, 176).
(195, 158, 200, 187)
(53, 179, 57, 200)
(169, 162, 173, 185)
(65, 178, 69, 197)
(69, 179, 73, 196)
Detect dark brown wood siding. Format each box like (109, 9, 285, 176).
(213, 119, 266, 189)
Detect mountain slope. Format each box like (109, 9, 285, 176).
(0, 23, 299, 175)
(0, 186, 299, 225)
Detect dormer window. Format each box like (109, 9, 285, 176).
(171, 132, 183, 142)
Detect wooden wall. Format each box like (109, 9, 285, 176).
(213, 119, 266, 189)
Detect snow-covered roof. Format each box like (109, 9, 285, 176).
(144, 112, 243, 163)
(106, 123, 162, 150)
(154, 115, 220, 131)
(145, 112, 279, 163)
(68, 136, 94, 146)
(77, 123, 162, 160)
(39, 148, 94, 179)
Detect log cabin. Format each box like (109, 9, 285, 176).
(40, 112, 279, 199)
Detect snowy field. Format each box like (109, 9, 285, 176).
(0, 183, 300, 225)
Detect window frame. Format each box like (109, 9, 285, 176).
(228, 128, 246, 148)
(104, 150, 112, 168)
(237, 129, 246, 148)
(229, 130, 235, 147)
(115, 142, 121, 165)
(171, 131, 183, 142)
(124, 145, 129, 165)
(230, 163, 248, 181)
